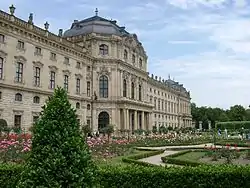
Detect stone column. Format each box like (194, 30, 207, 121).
(123, 109, 126, 130)
(141, 111, 145, 130)
(199, 121, 202, 130)
(148, 112, 152, 131)
(120, 71, 123, 97)
(134, 110, 137, 130)
(126, 109, 129, 130)
(208, 120, 211, 130)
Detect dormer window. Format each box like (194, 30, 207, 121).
(99, 44, 108, 55)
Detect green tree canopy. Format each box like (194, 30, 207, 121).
(17, 87, 96, 188)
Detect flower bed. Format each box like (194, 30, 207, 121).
(1, 132, 211, 163)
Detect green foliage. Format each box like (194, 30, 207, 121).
(3, 162, 250, 187)
(217, 121, 250, 130)
(16, 87, 96, 188)
(0, 164, 23, 188)
(152, 125, 157, 134)
(159, 126, 167, 134)
(191, 103, 250, 129)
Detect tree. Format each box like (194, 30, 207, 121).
(17, 87, 96, 188)
(100, 124, 114, 143)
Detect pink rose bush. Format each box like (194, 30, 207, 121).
(0, 133, 31, 163)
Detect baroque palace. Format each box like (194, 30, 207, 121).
(0, 5, 192, 133)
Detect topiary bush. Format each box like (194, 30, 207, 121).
(17, 87, 97, 188)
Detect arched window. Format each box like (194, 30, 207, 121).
(124, 50, 128, 60)
(139, 58, 142, 69)
(33, 96, 40, 104)
(131, 82, 135, 99)
(15, 93, 22, 101)
(123, 79, 127, 97)
(99, 75, 108, 98)
(138, 85, 142, 101)
(76, 102, 80, 109)
(99, 44, 108, 55)
(87, 104, 91, 110)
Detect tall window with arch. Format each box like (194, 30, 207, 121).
(0, 57, 3, 79)
(138, 84, 142, 101)
(131, 82, 135, 99)
(99, 44, 108, 55)
(123, 79, 127, 97)
(16, 62, 23, 83)
(99, 75, 108, 98)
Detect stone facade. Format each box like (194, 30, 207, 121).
(0, 6, 192, 133)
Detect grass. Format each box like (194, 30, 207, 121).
(94, 149, 149, 167)
(174, 151, 206, 161)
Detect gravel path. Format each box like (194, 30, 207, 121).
(138, 150, 180, 167)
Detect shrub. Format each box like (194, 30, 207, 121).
(16, 87, 96, 188)
(2, 163, 250, 188)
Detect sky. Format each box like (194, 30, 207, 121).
(1, 0, 250, 109)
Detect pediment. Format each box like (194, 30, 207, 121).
(0, 50, 7, 57)
(33, 61, 44, 67)
(48, 65, 58, 71)
(62, 69, 71, 75)
(14, 55, 27, 62)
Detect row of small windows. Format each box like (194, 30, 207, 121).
(0, 34, 83, 69)
(9, 93, 91, 110)
(99, 44, 143, 69)
(149, 87, 176, 100)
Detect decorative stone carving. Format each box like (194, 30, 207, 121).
(97, 66, 110, 76)
(75, 73, 83, 79)
(48, 65, 58, 72)
(0, 50, 7, 57)
(122, 71, 129, 80)
(33, 61, 43, 67)
(62, 69, 71, 76)
(32, 111, 40, 116)
(13, 110, 24, 115)
(14, 55, 27, 63)
(131, 75, 137, 83)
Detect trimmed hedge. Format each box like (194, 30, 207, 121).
(2, 163, 250, 187)
(136, 140, 211, 147)
(122, 149, 164, 167)
(217, 121, 250, 130)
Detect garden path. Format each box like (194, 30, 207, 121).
(138, 150, 179, 167)
(138, 143, 250, 166)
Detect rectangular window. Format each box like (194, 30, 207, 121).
(158, 100, 160, 110)
(34, 67, 40, 86)
(0, 57, 3, 80)
(87, 81, 90, 97)
(76, 78, 80, 94)
(15, 62, 23, 83)
(17, 40, 24, 49)
(50, 71, 55, 89)
(0, 34, 5, 43)
(35, 47, 42, 55)
(0, 91, 2, 99)
(14, 115, 21, 128)
(50, 52, 56, 60)
(64, 75, 69, 91)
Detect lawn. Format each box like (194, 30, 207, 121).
(174, 151, 206, 161)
